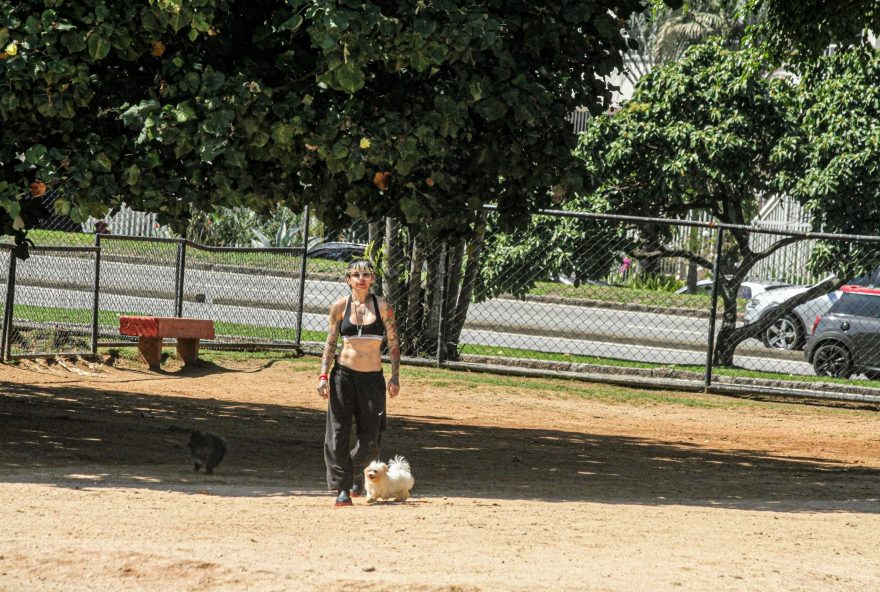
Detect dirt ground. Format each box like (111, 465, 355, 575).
(1, 353, 879, 592)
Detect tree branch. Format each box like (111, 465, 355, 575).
(750, 233, 804, 261)
(726, 274, 846, 347)
(628, 245, 713, 270)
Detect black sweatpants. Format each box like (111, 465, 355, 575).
(324, 364, 387, 490)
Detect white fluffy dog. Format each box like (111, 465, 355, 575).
(363, 456, 415, 502)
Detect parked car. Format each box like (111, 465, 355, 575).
(675, 279, 791, 299)
(306, 241, 367, 261)
(804, 285, 880, 379)
(743, 285, 840, 351)
(744, 268, 880, 351)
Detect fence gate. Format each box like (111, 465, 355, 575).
(1, 245, 99, 360)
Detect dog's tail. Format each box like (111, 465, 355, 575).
(388, 455, 410, 473)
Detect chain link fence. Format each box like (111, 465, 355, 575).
(94, 236, 306, 350)
(0, 245, 11, 360)
(5, 204, 880, 402)
(1, 245, 98, 359)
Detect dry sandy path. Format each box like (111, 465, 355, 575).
(1, 355, 879, 591)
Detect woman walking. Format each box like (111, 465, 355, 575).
(316, 259, 401, 506)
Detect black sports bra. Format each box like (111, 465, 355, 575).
(339, 294, 385, 341)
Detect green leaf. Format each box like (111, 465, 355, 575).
(24, 145, 48, 166)
(169, 10, 188, 33)
(345, 160, 366, 182)
(474, 98, 508, 122)
(271, 122, 296, 147)
(142, 9, 165, 33)
(224, 150, 247, 169)
(61, 32, 86, 53)
(335, 62, 365, 94)
(54, 198, 72, 216)
(410, 50, 431, 72)
(278, 14, 304, 31)
(331, 141, 349, 159)
(192, 13, 212, 32)
(200, 70, 226, 93)
(399, 197, 423, 224)
(172, 103, 196, 123)
(70, 204, 91, 224)
(124, 164, 141, 186)
(93, 152, 113, 172)
(87, 33, 111, 60)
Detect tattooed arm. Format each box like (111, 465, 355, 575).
(317, 298, 344, 399)
(380, 297, 401, 397)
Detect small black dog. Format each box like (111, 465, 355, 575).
(188, 430, 227, 475)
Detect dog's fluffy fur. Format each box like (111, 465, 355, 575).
(188, 430, 227, 475)
(363, 456, 414, 502)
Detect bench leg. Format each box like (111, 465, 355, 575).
(176, 338, 201, 364)
(138, 337, 163, 369)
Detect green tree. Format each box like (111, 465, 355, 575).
(745, 0, 880, 60)
(0, 0, 667, 244)
(622, 1, 751, 90)
(574, 41, 834, 366)
(474, 207, 625, 301)
(0, 0, 686, 356)
(783, 45, 880, 279)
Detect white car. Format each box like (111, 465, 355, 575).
(676, 279, 791, 299)
(743, 285, 841, 350)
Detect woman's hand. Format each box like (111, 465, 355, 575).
(317, 378, 329, 399)
(388, 377, 400, 398)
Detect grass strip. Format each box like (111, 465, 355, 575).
(10, 303, 877, 389)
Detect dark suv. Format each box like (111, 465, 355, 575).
(804, 286, 880, 379)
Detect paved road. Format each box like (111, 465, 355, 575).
(14, 255, 727, 349)
(8, 284, 816, 376)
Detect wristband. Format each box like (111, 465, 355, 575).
(318, 374, 328, 381)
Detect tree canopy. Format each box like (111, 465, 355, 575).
(0, 0, 679, 252)
(745, 0, 880, 60)
(574, 40, 810, 364)
(784, 45, 880, 279)
(576, 40, 793, 230)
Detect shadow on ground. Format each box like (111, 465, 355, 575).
(1, 378, 878, 512)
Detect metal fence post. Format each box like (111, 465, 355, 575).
(704, 226, 725, 389)
(174, 240, 186, 317)
(1, 253, 16, 362)
(436, 240, 448, 366)
(295, 205, 310, 347)
(91, 234, 102, 354)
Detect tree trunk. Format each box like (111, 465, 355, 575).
(368, 220, 380, 242)
(637, 227, 664, 276)
(404, 234, 424, 355)
(383, 217, 403, 309)
(443, 239, 465, 359)
(712, 289, 741, 367)
(447, 211, 488, 358)
(686, 261, 699, 293)
(423, 241, 446, 357)
(686, 225, 700, 292)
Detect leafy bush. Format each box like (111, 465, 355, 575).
(475, 209, 624, 301)
(187, 206, 303, 247)
(623, 273, 684, 292)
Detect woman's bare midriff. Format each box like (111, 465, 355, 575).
(337, 339, 383, 372)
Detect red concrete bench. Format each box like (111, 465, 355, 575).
(119, 316, 215, 368)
